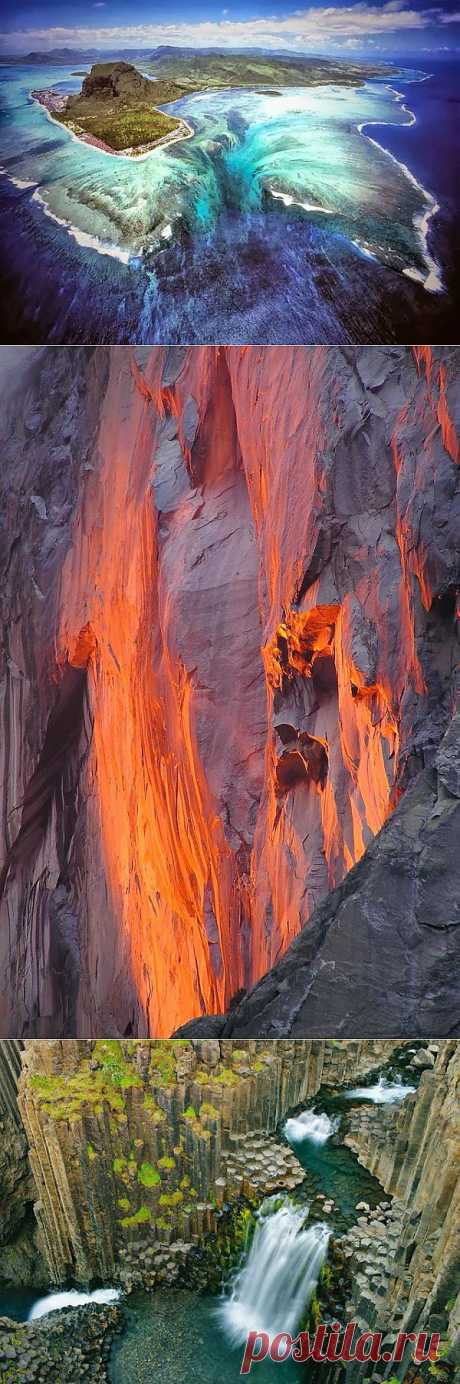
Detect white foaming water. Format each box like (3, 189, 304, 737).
(0, 166, 37, 191)
(284, 1109, 340, 1145)
(31, 189, 132, 264)
(28, 1288, 120, 1321)
(270, 188, 334, 214)
(345, 1077, 415, 1105)
(356, 79, 443, 294)
(218, 1198, 330, 1344)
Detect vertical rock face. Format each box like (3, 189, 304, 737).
(0, 1039, 41, 1284)
(0, 345, 459, 1037)
(0, 1039, 23, 1121)
(340, 1041, 460, 1375)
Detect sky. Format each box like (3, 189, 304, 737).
(1, 0, 459, 55)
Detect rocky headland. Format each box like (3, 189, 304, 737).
(32, 62, 193, 156)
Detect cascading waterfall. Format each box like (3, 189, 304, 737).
(284, 1109, 340, 1145)
(345, 1077, 415, 1104)
(28, 1288, 121, 1321)
(218, 1198, 330, 1344)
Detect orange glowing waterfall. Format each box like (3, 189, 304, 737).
(27, 342, 455, 1035)
(57, 349, 246, 1035)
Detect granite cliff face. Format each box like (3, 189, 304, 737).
(0, 345, 459, 1038)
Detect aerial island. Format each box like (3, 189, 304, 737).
(31, 50, 389, 156)
(32, 61, 195, 156)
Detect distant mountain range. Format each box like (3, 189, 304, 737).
(1, 44, 373, 67)
(2, 48, 145, 65)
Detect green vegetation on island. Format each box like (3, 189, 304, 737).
(142, 48, 389, 91)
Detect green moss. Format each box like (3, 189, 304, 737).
(158, 1155, 176, 1169)
(180, 1175, 191, 1189)
(149, 1042, 177, 1088)
(143, 1092, 165, 1121)
(86, 1142, 97, 1162)
(159, 1189, 183, 1207)
(30, 1075, 60, 1095)
(93, 1040, 143, 1089)
(214, 1067, 239, 1086)
(184, 1105, 197, 1119)
(28, 1041, 142, 1121)
(231, 1050, 247, 1060)
(113, 1157, 127, 1174)
(138, 1162, 161, 1188)
(309, 1293, 321, 1329)
(200, 1103, 219, 1117)
(120, 1205, 151, 1227)
(253, 1061, 265, 1072)
(117, 1197, 130, 1211)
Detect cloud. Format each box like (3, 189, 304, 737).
(0, 3, 455, 54)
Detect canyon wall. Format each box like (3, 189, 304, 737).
(1, 345, 459, 1037)
(13, 1037, 397, 1284)
(0, 1038, 46, 1287)
(337, 1041, 460, 1379)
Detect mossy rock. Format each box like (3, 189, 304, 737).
(113, 1157, 127, 1174)
(148, 1042, 177, 1087)
(214, 1067, 240, 1086)
(138, 1162, 161, 1188)
(143, 1092, 165, 1120)
(120, 1205, 151, 1227)
(29, 1041, 141, 1120)
(159, 1190, 183, 1207)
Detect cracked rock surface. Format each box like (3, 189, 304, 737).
(0, 345, 459, 1037)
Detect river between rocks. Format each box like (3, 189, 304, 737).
(0, 1049, 418, 1382)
